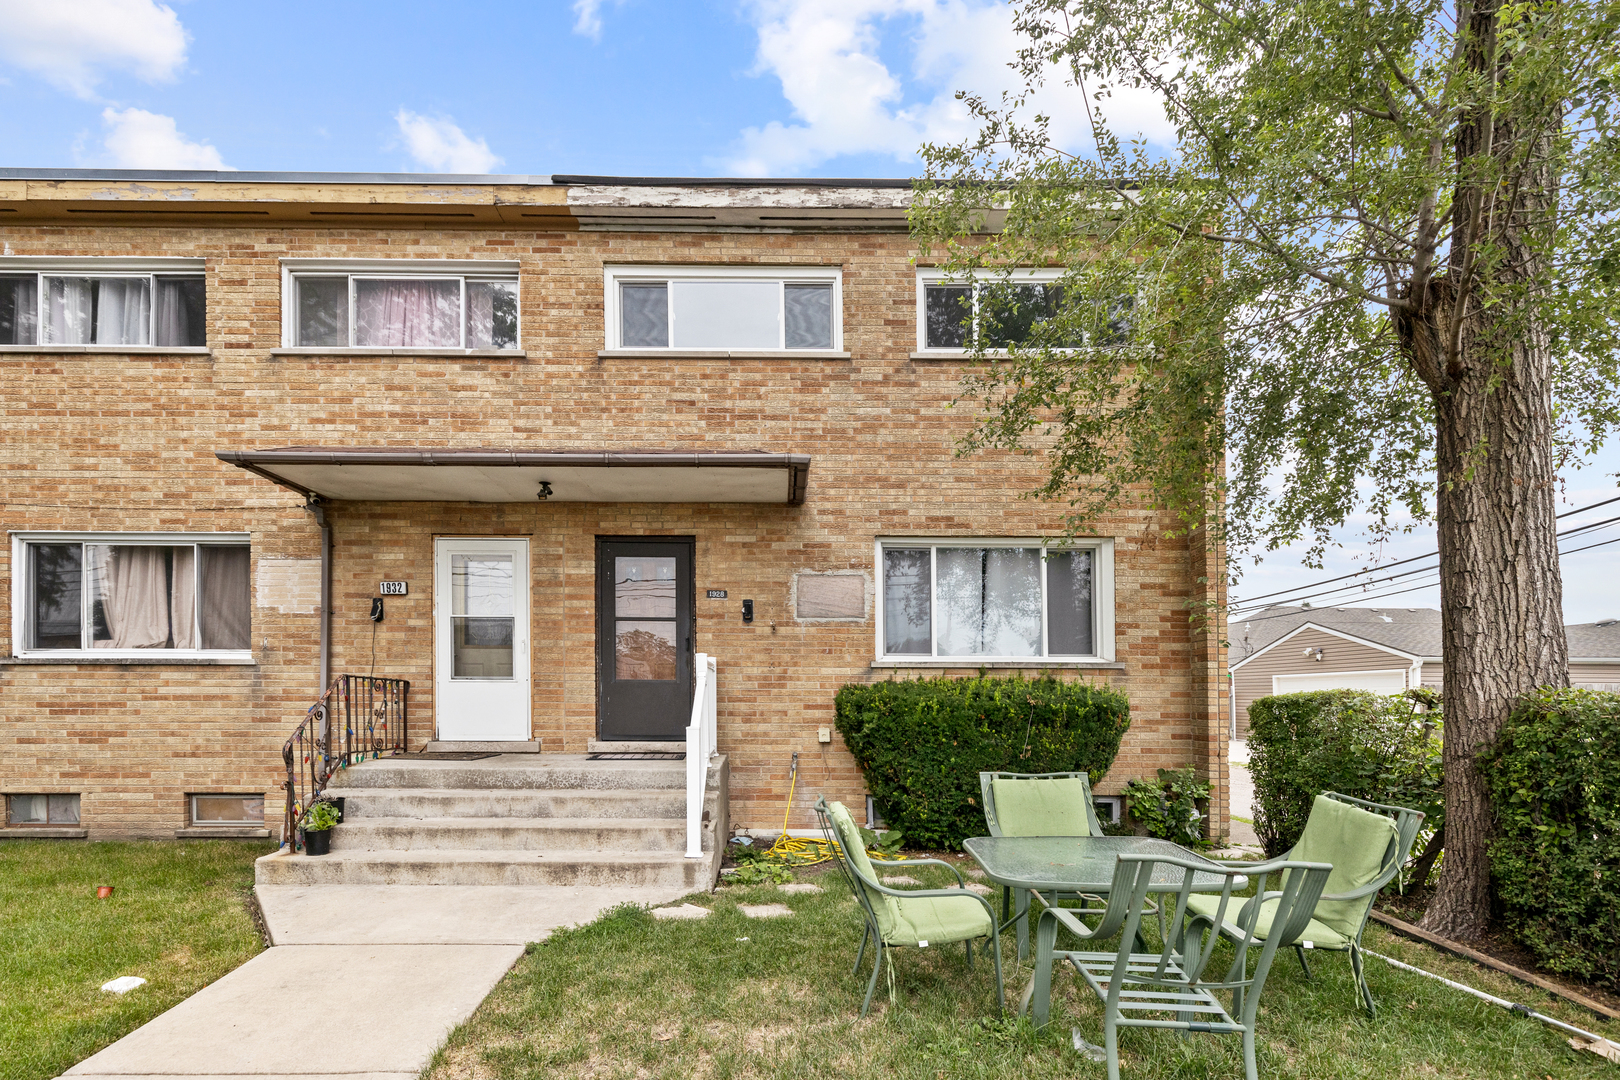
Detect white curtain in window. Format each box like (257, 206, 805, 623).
(89, 546, 195, 648)
(43, 278, 93, 344)
(95, 279, 152, 345)
(355, 279, 460, 347)
(935, 548, 1043, 656)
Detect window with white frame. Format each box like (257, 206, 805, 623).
(605, 266, 842, 351)
(282, 262, 518, 349)
(190, 794, 265, 826)
(916, 270, 1132, 352)
(0, 259, 205, 348)
(875, 539, 1114, 661)
(13, 534, 251, 656)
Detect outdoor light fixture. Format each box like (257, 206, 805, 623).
(537, 480, 553, 501)
(1301, 647, 1325, 662)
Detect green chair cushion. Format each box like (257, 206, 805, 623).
(888, 894, 995, 947)
(825, 801, 900, 937)
(1291, 794, 1398, 939)
(990, 777, 1096, 837)
(1184, 892, 1348, 949)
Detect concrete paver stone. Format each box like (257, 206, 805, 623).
(738, 903, 794, 918)
(777, 883, 823, 894)
(652, 903, 712, 920)
(880, 875, 920, 886)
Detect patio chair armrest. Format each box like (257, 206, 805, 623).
(1038, 902, 1107, 943)
(1320, 879, 1390, 903)
(876, 856, 967, 886)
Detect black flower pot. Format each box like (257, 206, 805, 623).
(303, 828, 332, 856)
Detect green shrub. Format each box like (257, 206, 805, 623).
(1124, 767, 1211, 847)
(834, 674, 1131, 849)
(1484, 688, 1620, 990)
(1248, 690, 1441, 857)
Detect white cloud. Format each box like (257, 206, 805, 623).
(572, 0, 623, 40)
(99, 107, 229, 169)
(0, 0, 188, 99)
(394, 109, 503, 174)
(723, 0, 1173, 176)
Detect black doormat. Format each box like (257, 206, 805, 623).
(587, 751, 686, 760)
(400, 752, 501, 760)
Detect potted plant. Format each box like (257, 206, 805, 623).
(300, 799, 341, 856)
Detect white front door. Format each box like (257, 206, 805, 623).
(434, 537, 530, 741)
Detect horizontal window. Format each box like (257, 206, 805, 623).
(0, 272, 204, 347)
(918, 272, 1131, 351)
(287, 272, 517, 349)
(16, 535, 251, 656)
(876, 539, 1114, 661)
(7, 793, 80, 826)
(605, 266, 842, 351)
(190, 794, 265, 826)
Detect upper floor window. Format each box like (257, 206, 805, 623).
(12, 533, 251, 657)
(916, 269, 1131, 353)
(604, 266, 842, 351)
(0, 259, 205, 348)
(281, 260, 518, 350)
(875, 538, 1115, 662)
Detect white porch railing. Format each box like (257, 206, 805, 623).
(685, 653, 719, 859)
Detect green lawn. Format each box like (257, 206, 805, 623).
(0, 839, 271, 1080)
(427, 862, 1610, 1080)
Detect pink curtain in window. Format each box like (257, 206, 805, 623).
(355, 279, 460, 347)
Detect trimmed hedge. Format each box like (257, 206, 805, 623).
(833, 674, 1131, 849)
(1248, 690, 1441, 857)
(1484, 688, 1620, 990)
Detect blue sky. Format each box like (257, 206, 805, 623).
(0, 0, 1614, 621)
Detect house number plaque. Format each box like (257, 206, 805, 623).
(379, 581, 408, 596)
(706, 589, 728, 599)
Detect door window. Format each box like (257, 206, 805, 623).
(614, 557, 677, 680)
(450, 553, 514, 678)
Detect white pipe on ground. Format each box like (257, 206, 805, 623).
(1363, 948, 1610, 1045)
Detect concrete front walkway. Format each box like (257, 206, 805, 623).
(61, 883, 691, 1080)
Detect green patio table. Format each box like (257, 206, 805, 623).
(962, 835, 1249, 962)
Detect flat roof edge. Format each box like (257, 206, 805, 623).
(0, 168, 556, 184)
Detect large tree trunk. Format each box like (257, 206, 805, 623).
(1395, 0, 1568, 941)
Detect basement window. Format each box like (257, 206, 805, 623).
(7, 793, 80, 826)
(190, 794, 265, 826)
(605, 265, 842, 351)
(14, 533, 251, 658)
(0, 261, 206, 347)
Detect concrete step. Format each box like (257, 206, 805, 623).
(256, 847, 714, 888)
(330, 817, 688, 852)
(424, 740, 541, 754)
(587, 739, 685, 754)
(329, 755, 688, 792)
(336, 787, 688, 821)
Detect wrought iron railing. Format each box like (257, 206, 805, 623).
(282, 675, 410, 850)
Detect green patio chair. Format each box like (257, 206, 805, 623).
(1028, 850, 1332, 1080)
(979, 770, 1107, 958)
(815, 796, 1004, 1018)
(1183, 791, 1424, 1016)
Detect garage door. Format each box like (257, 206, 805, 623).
(1273, 669, 1408, 695)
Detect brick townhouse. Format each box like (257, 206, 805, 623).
(0, 170, 1227, 850)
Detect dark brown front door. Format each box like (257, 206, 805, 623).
(596, 537, 694, 741)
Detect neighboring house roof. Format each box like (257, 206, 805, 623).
(1230, 607, 1620, 669)
(1567, 620, 1620, 661)
(1229, 606, 1442, 668)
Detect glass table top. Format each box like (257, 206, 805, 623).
(962, 835, 1245, 893)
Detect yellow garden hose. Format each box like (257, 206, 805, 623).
(760, 752, 900, 866)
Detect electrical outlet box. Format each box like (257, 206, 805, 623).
(817, 726, 831, 744)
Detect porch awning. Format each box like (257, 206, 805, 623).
(216, 447, 810, 505)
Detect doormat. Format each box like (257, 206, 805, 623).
(587, 752, 686, 760)
(400, 752, 501, 760)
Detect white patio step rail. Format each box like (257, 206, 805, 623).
(685, 653, 719, 859)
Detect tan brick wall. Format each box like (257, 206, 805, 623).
(0, 224, 1226, 840)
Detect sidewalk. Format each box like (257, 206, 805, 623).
(1225, 740, 1262, 850)
(61, 883, 689, 1080)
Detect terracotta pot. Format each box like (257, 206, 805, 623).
(96, 885, 114, 899)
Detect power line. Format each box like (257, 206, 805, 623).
(1231, 532, 1620, 630)
(1231, 494, 1620, 613)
